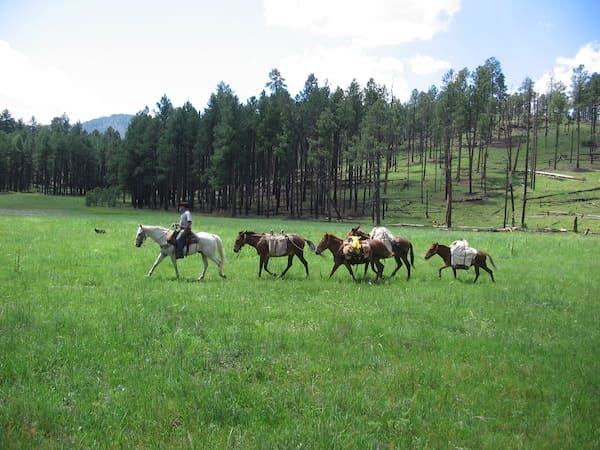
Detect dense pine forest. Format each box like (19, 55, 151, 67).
(1, 59, 599, 226)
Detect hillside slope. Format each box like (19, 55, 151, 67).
(82, 113, 133, 137)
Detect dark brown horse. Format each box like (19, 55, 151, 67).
(424, 242, 496, 282)
(315, 233, 389, 281)
(348, 226, 415, 279)
(233, 231, 315, 277)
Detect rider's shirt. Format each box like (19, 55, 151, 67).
(179, 210, 192, 229)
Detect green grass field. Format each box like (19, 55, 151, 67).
(1, 193, 599, 448)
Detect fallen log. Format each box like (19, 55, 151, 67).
(535, 170, 586, 181)
(528, 186, 600, 200)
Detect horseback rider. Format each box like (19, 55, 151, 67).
(174, 201, 192, 259)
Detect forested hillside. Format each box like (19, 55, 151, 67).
(81, 114, 133, 137)
(1, 61, 599, 228)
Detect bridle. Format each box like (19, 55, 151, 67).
(233, 232, 247, 252)
(135, 227, 147, 247)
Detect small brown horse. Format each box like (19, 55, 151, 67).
(315, 233, 389, 281)
(233, 231, 315, 277)
(424, 242, 496, 282)
(348, 226, 415, 279)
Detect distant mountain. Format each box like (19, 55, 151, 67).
(82, 114, 133, 137)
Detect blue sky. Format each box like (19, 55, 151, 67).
(1, 0, 598, 124)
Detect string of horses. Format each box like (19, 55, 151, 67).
(135, 224, 496, 282)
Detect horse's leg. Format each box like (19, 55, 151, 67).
(197, 254, 209, 280)
(205, 252, 226, 278)
(438, 264, 451, 279)
(479, 261, 495, 282)
(295, 251, 310, 277)
(214, 238, 226, 278)
(343, 263, 357, 281)
(329, 261, 340, 278)
(258, 255, 264, 277)
(280, 254, 295, 277)
(169, 253, 181, 279)
(148, 252, 177, 278)
(147, 253, 163, 277)
(390, 254, 402, 277)
(401, 253, 411, 280)
(261, 255, 276, 277)
(329, 261, 346, 279)
(377, 260, 385, 280)
(473, 265, 480, 282)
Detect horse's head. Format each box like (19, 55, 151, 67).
(315, 233, 331, 255)
(348, 226, 360, 236)
(347, 226, 369, 240)
(233, 231, 247, 253)
(135, 224, 147, 247)
(424, 242, 439, 259)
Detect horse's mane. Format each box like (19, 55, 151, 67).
(143, 224, 170, 231)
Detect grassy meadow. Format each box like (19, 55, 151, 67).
(0, 193, 599, 448)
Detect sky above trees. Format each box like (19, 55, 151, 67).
(1, 0, 599, 124)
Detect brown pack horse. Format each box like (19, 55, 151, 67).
(348, 226, 415, 279)
(315, 233, 389, 281)
(424, 242, 496, 282)
(233, 231, 316, 277)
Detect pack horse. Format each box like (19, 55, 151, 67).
(315, 232, 389, 281)
(135, 224, 226, 280)
(424, 241, 496, 282)
(348, 226, 415, 279)
(233, 231, 315, 277)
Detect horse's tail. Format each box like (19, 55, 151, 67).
(409, 242, 415, 268)
(215, 234, 225, 264)
(486, 252, 497, 269)
(306, 239, 317, 253)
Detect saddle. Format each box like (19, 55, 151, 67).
(266, 233, 290, 257)
(167, 229, 197, 256)
(166, 230, 178, 245)
(343, 236, 370, 261)
(450, 239, 477, 268)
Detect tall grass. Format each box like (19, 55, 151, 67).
(0, 194, 599, 448)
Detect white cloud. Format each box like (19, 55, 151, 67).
(264, 0, 461, 48)
(0, 40, 101, 124)
(263, 0, 460, 101)
(278, 44, 411, 99)
(537, 41, 600, 94)
(409, 54, 451, 75)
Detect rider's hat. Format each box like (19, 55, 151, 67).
(178, 201, 189, 207)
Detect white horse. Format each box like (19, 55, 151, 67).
(135, 224, 226, 280)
